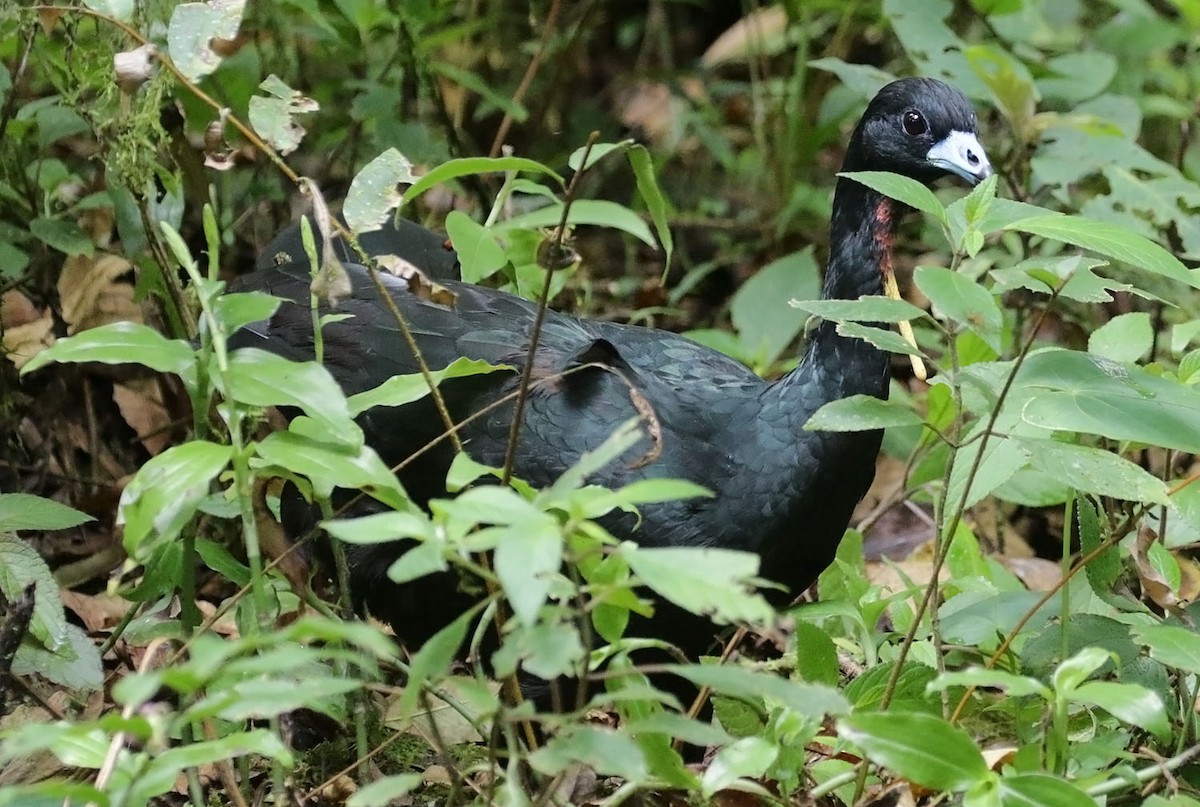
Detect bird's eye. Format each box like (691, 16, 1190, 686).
(902, 110, 928, 136)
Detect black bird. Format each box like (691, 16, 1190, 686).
(254, 214, 461, 280)
(233, 78, 991, 661)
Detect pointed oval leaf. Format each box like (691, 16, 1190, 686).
(998, 773, 1095, 807)
(1005, 214, 1199, 289)
(914, 265, 1002, 351)
(1015, 438, 1170, 505)
(1088, 312, 1153, 363)
(20, 321, 195, 381)
(1071, 681, 1169, 740)
(119, 441, 231, 557)
(792, 295, 926, 323)
(665, 664, 849, 719)
(838, 711, 988, 792)
(806, 395, 922, 432)
(840, 171, 947, 226)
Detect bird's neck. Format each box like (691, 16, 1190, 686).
(823, 178, 896, 301)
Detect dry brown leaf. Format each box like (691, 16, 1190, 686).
(112, 379, 173, 455)
(865, 556, 947, 594)
(2, 315, 55, 370)
(998, 557, 1062, 592)
(1135, 527, 1179, 609)
(60, 589, 131, 633)
(701, 6, 789, 68)
(58, 253, 140, 333)
(982, 744, 1019, 771)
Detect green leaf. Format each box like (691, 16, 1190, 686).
(529, 726, 648, 780)
(1088, 312, 1153, 363)
(0, 494, 94, 532)
(927, 668, 1051, 700)
(29, 217, 93, 256)
(628, 145, 674, 266)
(731, 248, 821, 367)
(791, 296, 926, 323)
(806, 395, 922, 431)
(1051, 647, 1113, 695)
(166, 0, 244, 82)
(808, 58, 895, 97)
(840, 171, 947, 226)
(496, 199, 656, 246)
(1131, 624, 1200, 674)
(493, 517, 562, 627)
(347, 774, 422, 807)
(1071, 681, 1170, 740)
(120, 441, 231, 557)
(0, 536, 70, 652)
(701, 737, 778, 797)
(401, 157, 561, 209)
(254, 430, 407, 509)
(247, 75, 318, 156)
(343, 149, 414, 234)
(998, 773, 1095, 807)
(1004, 214, 1200, 289)
(20, 322, 195, 383)
(837, 322, 925, 356)
(1015, 438, 1170, 504)
(215, 292, 281, 335)
(609, 478, 712, 506)
(1077, 497, 1121, 599)
(1015, 349, 1200, 453)
(625, 547, 774, 626)
(224, 348, 360, 447)
(397, 608, 476, 719)
(838, 711, 988, 792)
(444, 211, 507, 282)
(914, 265, 1002, 351)
(347, 357, 512, 415)
(665, 664, 849, 719)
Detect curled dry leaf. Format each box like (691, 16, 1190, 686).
(112, 379, 173, 455)
(376, 254, 458, 307)
(701, 5, 789, 68)
(203, 109, 235, 171)
(1, 291, 55, 370)
(58, 253, 141, 333)
(1135, 527, 1180, 610)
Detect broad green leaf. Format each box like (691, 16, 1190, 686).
(928, 668, 1051, 700)
(701, 737, 778, 798)
(247, 75, 317, 155)
(347, 774, 422, 807)
(1051, 647, 1113, 695)
(1015, 349, 1200, 453)
(808, 57, 894, 97)
(839, 711, 988, 792)
(29, 217, 93, 256)
(998, 773, 1095, 807)
(167, 0, 245, 82)
(1088, 312, 1153, 363)
(344, 148, 415, 234)
(1005, 214, 1200, 289)
(529, 726, 648, 780)
(1015, 438, 1170, 504)
(806, 395, 922, 432)
(401, 157, 561, 209)
(119, 441, 231, 557)
(732, 248, 821, 366)
(347, 357, 512, 415)
(0, 494, 93, 532)
(609, 478, 712, 506)
(0, 536, 70, 651)
(1077, 497, 1121, 599)
(840, 171, 947, 226)
(791, 296, 926, 323)
(837, 322, 925, 356)
(493, 517, 563, 627)
(254, 430, 407, 509)
(496, 199, 656, 247)
(224, 348, 360, 447)
(1071, 681, 1169, 740)
(665, 664, 849, 719)
(215, 292, 282, 335)
(444, 211, 507, 282)
(134, 730, 290, 801)
(212, 677, 361, 721)
(625, 546, 774, 626)
(21, 322, 195, 383)
(914, 265, 1002, 351)
(1131, 624, 1200, 674)
(322, 511, 434, 545)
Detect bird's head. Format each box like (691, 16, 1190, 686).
(848, 77, 992, 186)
